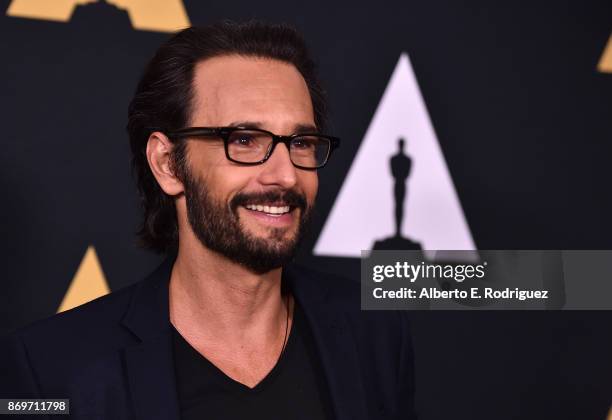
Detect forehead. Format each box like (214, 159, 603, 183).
(190, 55, 314, 129)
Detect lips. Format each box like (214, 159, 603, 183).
(244, 204, 291, 215)
(231, 189, 306, 217)
(240, 205, 295, 226)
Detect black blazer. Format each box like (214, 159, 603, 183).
(1, 257, 416, 420)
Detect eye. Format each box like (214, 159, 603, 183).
(229, 132, 256, 147)
(292, 137, 316, 149)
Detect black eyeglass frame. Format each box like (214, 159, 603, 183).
(163, 126, 340, 169)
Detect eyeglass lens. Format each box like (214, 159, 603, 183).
(227, 130, 330, 168)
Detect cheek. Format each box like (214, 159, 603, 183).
(187, 142, 250, 197)
(208, 169, 252, 201)
(187, 142, 227, 172)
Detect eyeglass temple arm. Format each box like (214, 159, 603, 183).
(164, 128, 221, 139)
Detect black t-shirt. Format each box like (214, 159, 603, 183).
(171, 301, 334, 420)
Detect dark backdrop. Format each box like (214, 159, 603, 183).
(1, 1, 611, 419)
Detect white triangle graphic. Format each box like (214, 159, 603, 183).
(314, 53, 475, 257)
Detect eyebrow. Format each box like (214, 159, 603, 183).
(227, 121, 319, 134)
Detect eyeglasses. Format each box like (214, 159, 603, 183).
(164, 126, 340, 169)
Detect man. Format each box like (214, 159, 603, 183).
(1, 21, 416, 420)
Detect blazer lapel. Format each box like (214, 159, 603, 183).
(286, 266, 369, 420)
(121, 256, 181, 420)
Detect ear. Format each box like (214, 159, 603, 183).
(145, 132, 185, 196)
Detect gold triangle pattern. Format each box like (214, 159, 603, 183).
(57, 245, 110, 313)
(6, 0, 190, 33)
(598, 34, 612, 73)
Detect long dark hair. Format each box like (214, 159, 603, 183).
(127, 21, 327, 253)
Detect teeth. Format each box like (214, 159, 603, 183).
(272, 206, 290, 214)
(244, 204, 291, 214)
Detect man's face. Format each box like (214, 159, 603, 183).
(178, 55, 318, 273)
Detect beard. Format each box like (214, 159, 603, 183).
(182, 168, 313, 274)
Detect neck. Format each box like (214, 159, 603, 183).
(168, 231, 289, 348)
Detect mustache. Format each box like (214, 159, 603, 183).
(230, 189, 307, 212)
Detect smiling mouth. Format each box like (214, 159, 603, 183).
(243, 203, 292, 217)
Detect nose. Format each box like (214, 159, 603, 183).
(257, 142, 297, 189)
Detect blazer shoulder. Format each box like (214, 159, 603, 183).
(6, 277, 145, 355)
(0, 279, 146, 396)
